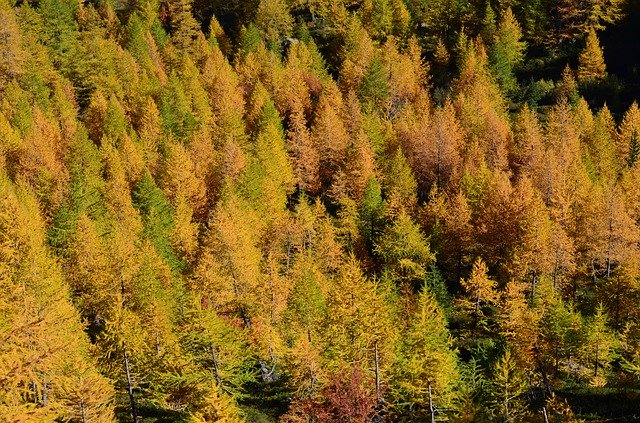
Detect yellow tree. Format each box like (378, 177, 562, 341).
(510, 177, 555, 297)
(281, 256, 328, 395)
(541, 99, 589, 222)
(287, 99, 320, 194)
(193, 188, 263, 326)
(0, 0, 25, 88)
(0, 176, 115, 422)
(489, 349, 530, 422)
(499, 280, 541, 371)
(324, 255, 396, 402)
(617, 101, 640, 168)
(375, 212, 435, 288)
(136, 97, 163, 175)
(381, 148, 418, 217)
(390, 289, 459, 421)
(579, 305, 618, 382)
(512, 104, 544, 178)
(161, 140, 206, 213)
(15, 108, 69, 215)
(254, 0, 293, 50)
(577, 29, 606, 82)
(330, 129, 376, 203)
(311, 82, 349, 191)
(555, 0, 624, 42)
(459, 257, 498, 324)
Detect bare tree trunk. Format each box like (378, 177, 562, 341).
(530, 272, 538, 305)
(30, 380, 38, 404)
(428, 384, 435, 423)
(123, 345, 139, 423)
(543, 406, 549, 423)
(80, 400, 87, 423)
(211, 344, 221, 386)
(374, 340, 381, 404)
(41, 379, 48, 407)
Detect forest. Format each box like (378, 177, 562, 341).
(2, 0, 640, 421)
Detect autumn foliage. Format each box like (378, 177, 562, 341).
(1, 0, 640, 422)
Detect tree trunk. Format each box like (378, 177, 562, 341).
(123, 345, 139, 423)
(530, 272, 538, 305)
(41, 379, 48, 407)
(374, 340, 381, 404)
(211, 344, 221, 386)
(534, 343, 552, 395)
(428, 383, 435, 423)
(80, 400, 87, 423)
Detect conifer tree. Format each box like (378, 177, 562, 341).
(161, 140, 206, 212)
(133, 170, 183, 272)
(324, 255, 396, 392)
(489, 349, 529, 422)
(460, 257, 498, 324)
(0, 176, 115, 422)
(580, 304, 617, 381)
(254, 0, 293, 50)
(0, 0, 25, 87)
(382, 148, 418, 217)
(193, 187, 263, 328)
(489, 7, 526, 94)
(555, 0, 624, 42)
(376, 212, 434, 288)
(311, 83, 349, 191)
(390, 289, 459, 420)
(287, 100, 320, 194)
(618, 102, 640, 168)
(556, 65, 579, 103)
(577, 29, 606, 82)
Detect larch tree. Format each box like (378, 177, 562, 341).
(489, 7, 526, 94)
(577, 29, 606, 82)
(254, 0, 293, 50)
(459, 257, 498, 326)
(429, 100, 464, 190)
(579, 304, 618, 382)
(0, 0, 25, 88)
(489, 349, 530, 423)
(193, 187, 263, 323)
(375, 212, 435, 289)
(554, 0, 624, 42)
(381, 148, 418, 217)
(499, 280, 541, 371)
(512, 104, 545, 177)
(161, 140, 206, 213)
(390, 289, 459, 421)
(618, 102, 640, 168)
(440, 190, 474, 284)
(510, 177, 555, 297)
(241, 90, 295, 223)
(179, 295, 254, 399)
(281, 256, 328, 395)
(0, 176, 115, 422)
(132, 170, 182, 273)
(287, 99, 320, 195)
(556, 65, 579, 103)
(323, 255, 396, 400)
(360, 0, 393, 41)
(310, 82, 349, 192)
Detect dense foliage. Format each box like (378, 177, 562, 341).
(2, 0, 640, 421)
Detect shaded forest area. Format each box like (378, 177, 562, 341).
(3, 0, 640, 421)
